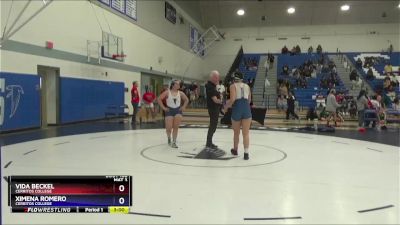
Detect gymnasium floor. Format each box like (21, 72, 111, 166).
(1, 118, 399, 224)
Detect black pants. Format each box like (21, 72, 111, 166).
(132, 102, 139, 123)
(207, 107, 220, 145)
(286, 107, 299, 120)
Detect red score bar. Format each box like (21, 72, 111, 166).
(16, 183, 129, 195)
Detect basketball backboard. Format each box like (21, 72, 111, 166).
(101, 31, 124, 62)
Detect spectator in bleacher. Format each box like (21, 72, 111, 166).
(290, 46, 297, 56)
(392, 97, 400, 111)
(295, 45, 301, 54)
(286, 92, 299, 120)
(370, 95, 386, 130)
(264, 58, 269, 74)
(389, 44, 393, 54)
(384, 63, 393, 75)
(384, 77, 393, 92)
(356, 90, 369, 128)
(390, 73, 399, 87)
(336, 92, 347, 116)
(268, 53, 274, 69)
(277, 95, 287, 113)
(349, 69, 358, 89)
(356, 58, 362, 68)
(281, 45, 289, 54)
(278, 82, 289, 97)
(296, 75, 307, 89)
(308, 46, 313, 54)
(282, 64, 289, 75)
(326, 89, 341, 127)
(366, 67, 374, 80)
(316, 45, 322, 54)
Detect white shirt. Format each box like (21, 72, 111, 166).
(234, 82, 250, 100)
(166, 90, 181, 108)
(216, 84, 225, 93)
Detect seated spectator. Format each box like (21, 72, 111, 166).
(356, 58, 362, 68)
(316, 44, 322, 54)
(366, 67, 374, 80)
(392, 97, 400, 111)
(303, 66, 311, 77)
(297, 76, 307, 88)
(390, 73, 399, 87)
(383, 77, 392, 92)
(295, 45, 301, 54)
(306, 107, 318, 120)
(282, 64, 289, 75)
(308, 46, 313, 54)
(290, 46, 297, 56)
(281, 45, 289, 54)
(384, 63, 393, 75)
(291, 67, 297, 76)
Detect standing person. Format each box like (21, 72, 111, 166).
(286, 92, 299, 120)
(268, 53, 274, 69)
(356, 90, 369, 129)
(142, 86, 156, 123)
(131, 81, 140, 124)
(157, 79, 189, 148)
(225, 71, 252, 160)
(205, 71, 223, 149)
(326, 89, 341, 127)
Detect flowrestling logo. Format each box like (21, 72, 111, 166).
(0, 78, 24, 126)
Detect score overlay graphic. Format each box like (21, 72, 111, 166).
(9, 176, 132, 213)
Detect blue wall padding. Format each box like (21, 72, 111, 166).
(60, 77, 124, 123)
(0, 72, 40, 132)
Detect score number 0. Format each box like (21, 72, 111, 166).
(118, 184, 126, 205)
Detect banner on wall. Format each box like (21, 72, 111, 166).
(165, 1, 176, 24)
(0, 72, 40, 132)
(98, 0, 137, 21)
(190, 25, 205, 56)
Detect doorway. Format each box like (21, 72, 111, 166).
(37, 65, 60, 127)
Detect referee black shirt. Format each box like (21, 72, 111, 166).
(205, 81, 221, 109)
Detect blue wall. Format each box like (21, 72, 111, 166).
(60, 77, 124, 123)
(0, 72, 40, 132)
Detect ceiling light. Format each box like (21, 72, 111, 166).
(341, 4, 350, 11)
(237, 9, 245, 16)
(287, 7, 295, 14)
(398, 3, 400, 8)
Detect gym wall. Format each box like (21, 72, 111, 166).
(0, 0, 205, 131)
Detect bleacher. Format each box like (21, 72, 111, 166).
(347, 52, 400, 95)
(277, 53, 346, 108)
(239, 54, 261, 81)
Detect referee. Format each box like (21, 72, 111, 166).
(205, 70, 223, 149)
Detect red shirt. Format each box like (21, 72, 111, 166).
(131, 86, 139, 103)
(143, 92, 156, 104)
